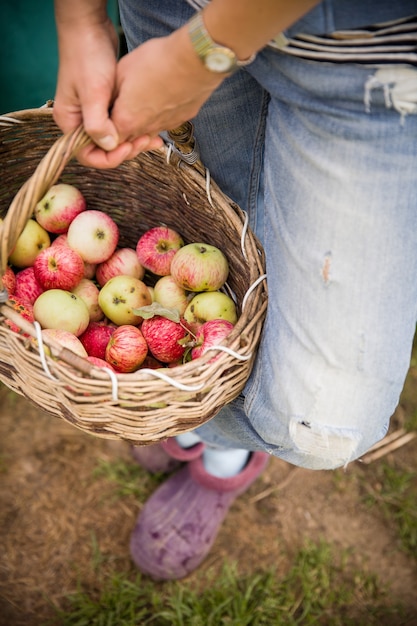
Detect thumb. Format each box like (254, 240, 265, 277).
(82, 100, 119, 151)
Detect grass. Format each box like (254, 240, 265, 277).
(363, 461, 417, 559)
(91, 458, 165, 501)
(47, 540, 404, 626)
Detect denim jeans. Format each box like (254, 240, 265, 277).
(119, 0, 417, 469)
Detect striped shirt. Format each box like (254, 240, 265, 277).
(184, 2, 417, 66)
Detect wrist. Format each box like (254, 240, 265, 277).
(188, 10, 256, 75)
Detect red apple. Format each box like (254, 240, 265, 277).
(50, 233, 68, 248)
(98, 275, 152, 325)
(153, 275, 189, 315)
(79, 321, 115, 360)
(136, 226, 184, 276)
(2, 266, 16, 295)
(86, 356, 116, 371)
(33, 289, 90, 336)
(95, 247, 145, 287)
(71, 278, 104, 322)
(51, 234, 97, 278)
(34, 183, 86, 234)
(170, 242, 229, 292)
(8, 219, 51, 268)
(141, 315, 191, 364)
(66, 210, 119, 264)
(33, 245, 85, 291)
(14, 267, 44, 306)
(191, 319, 235, 361)
(41, 328, 88, 358)
(105, 325, 148, 372)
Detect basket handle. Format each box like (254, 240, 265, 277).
(0, 121, 200, 281)
(0, 124, 90, 279)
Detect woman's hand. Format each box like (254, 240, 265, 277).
(110, 26, 225, 147)
(53, 18, 146, 168)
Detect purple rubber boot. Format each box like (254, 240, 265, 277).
(130, 451, 269, 580)
(130, 438, 205, 474)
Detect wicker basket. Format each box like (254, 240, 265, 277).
(0, 107, 267, 444)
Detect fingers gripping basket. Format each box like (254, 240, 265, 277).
(0, 107, 267, 444)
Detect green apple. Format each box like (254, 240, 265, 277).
(184, 291, 237, 332)
(33, 289, 90, 336)
(98, 275, 152, 325)
(170, 242, 229, 292)
(9, 219, 51, 268)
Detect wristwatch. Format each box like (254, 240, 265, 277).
(188, 11, 256, 74)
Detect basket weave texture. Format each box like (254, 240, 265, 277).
(0, 108, 267, 444)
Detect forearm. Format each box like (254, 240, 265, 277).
(54, 0, 109, 29)
(203, 0, 320, 61)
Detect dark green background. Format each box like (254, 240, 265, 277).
(0, 1, 120, 114)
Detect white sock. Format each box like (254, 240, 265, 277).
(203, 447, 250, 478)
(176, 432, 202, 449)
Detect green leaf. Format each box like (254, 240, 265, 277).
(132, 302, 181, 323)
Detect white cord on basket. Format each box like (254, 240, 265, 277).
(240, 210, 249, 261)
(166, 142, 173, 164)
(33, 321, 58, 381)
(97, 367, 119, 402)
(205, 167, 214, 207)
(139, 368, 205, 391)
(241, 273, 267, 312)
(204, 345, 252, 361)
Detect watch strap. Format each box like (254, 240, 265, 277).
(188, 11, 256, 72)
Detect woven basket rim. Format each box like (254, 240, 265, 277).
(0, 106, 268, 444)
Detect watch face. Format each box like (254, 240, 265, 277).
(205, 47, 236, 73)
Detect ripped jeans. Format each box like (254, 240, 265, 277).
(119, 0, 417, 469)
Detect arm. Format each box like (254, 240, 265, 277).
(53, 0, 159, 167)
(53, 0, 319, 168)
(111, 0, 319, 144)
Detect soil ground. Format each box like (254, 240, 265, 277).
(0, 367, 416, 625)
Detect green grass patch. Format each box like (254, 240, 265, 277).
(91, 458, 165, 500)
(47, 540, 403, 626)
(363, 462, 417, 559)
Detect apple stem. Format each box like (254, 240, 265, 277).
(180, 319, 196, 340)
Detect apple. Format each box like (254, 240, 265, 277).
(50, 233, 68, 248)
(95, 247, 145, 287)
(139, 354, 164, 370)
(141, 315, 191, 363)
(33, 289, 90, 336)
(71, 278, 104, 322)
(41, 328, 88, 358)
(34, 183, 86, 234)
(51, 234, 97, 278)
(79, 320, 115, 359)
(83, 261, 97, 280)
(66, 209, 119, 264)
(8, 219, 51, 268)
(147, 285, 155, 302)
(136, 226, 184, 276)
(2, 266, 16, 296)
(86, 356, 116, 371)
(33, 245, 85, 291)
(153, 275, 189, 315)
(4, 295, 34, 335)
(14, 267, 44, 305)
(191, 319, 235, 361)
(105, 325, 148, 372)
(184, 291, 237, 333)
(170, 242, 229, 292)
(98, 275, 152, 325)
